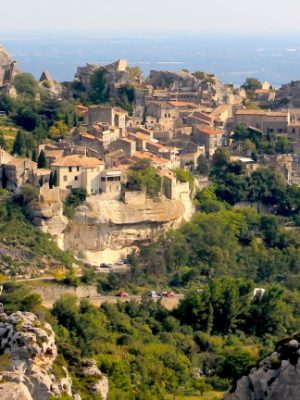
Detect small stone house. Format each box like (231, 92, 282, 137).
(51, 155, 105, 194)
(2, 158, 37, 192)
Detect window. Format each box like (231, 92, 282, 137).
(69, 167, 72, 172)
(77, 166, 80, 172)
(63, 175, 67, 182)
(75, 176, 78, 181)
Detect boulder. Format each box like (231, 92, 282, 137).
(224, 333, 300, 400)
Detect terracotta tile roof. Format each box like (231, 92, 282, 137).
(81, 133, 104, 143)
(209, 104, 231, 118)
(114, 107, 128, 115)
(168, 101, 196, 108)
(52, 155, 104, 168)
(130, 132, 150, 141)
(133, 151, 168, 164)
(197, 126, 224, 135)
(7, 158, 36, 166)
(157, 169, 176, 179)
(45, 149, 64, 157)
(236, 110, 288, 117)
(254, 89, 271, 94)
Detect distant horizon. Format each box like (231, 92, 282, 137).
(2, 32, 300, 86)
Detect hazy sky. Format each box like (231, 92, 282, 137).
(2, 0, 300, 33)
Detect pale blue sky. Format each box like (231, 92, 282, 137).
(2, 0, 300, 33)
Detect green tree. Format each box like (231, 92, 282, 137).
(242, 77, 261, 96)
(246, 285, 291, 337)
(197, 154, 210, 175)
(0, 132, 6, 150)
(126, 160, 162, 198)
(31, 148, 37, 162)
(174, 168, 194, 191)
(12, 131, 26, 156)
(37, 149, 48, 168)
(19, 184, 39, 205)
(219, 349, 257, 383)
(90, 68, 109, 103)
(13, 73, 39, 97)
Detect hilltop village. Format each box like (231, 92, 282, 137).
(0, 45, 300, 265)
(4, 45, 300, 400)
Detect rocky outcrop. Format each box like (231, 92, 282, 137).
(78, 360, 109, 400)
(74, 59, 132, 93)
(27, 200, 68, 248)
(224, 334, 300, 400)
(148, 70, 243, 106)
(276, 80, 300, 107)
(62, 195, 190, 263)
(0, 46, 18, 88)
(0, 311, 70, 399)
(29, 189, 194, 264)
(0, 311, 108, 400)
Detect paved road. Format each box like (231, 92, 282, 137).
(41, 294, 184, 310)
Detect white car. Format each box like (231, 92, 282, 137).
(148, 291, 160, 298)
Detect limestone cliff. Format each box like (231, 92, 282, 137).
(276, 80, 300, 107)
(63, 194, 191, 264)
(0, 311, 108, 400)
(29, 191, 194, 264)
(148, 70, 243, 106)
(0, 46, 18, 88)
(224, 334, 300, 400)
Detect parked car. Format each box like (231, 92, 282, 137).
(158, 291, 175, 297)
(100, 263, 110, 268)
(116, 259, 124, 265)
(148, 291, 160, 298)
(117, 292, 129, 297)
(164, 292, 175, 297)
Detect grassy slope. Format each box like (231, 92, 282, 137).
(0, 117, 18, 152)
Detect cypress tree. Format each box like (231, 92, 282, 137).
(31, 149, 37, 162)
(37, 150, 48, 169)
(0, 132, 6, 150)
(64, 113, 69, 126)
(39, 175, 43, 187)
(73, 113, 78, 127)
(49, 171, 55, 189)
(12, 131, 26, 156)
(53, 170, 58, 187)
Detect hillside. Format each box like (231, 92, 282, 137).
(0, 192, 74, 278)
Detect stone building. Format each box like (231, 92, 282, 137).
(88, 106, 127, 134)
(193, 126, 224, 157)
(235, 109, 289, 134)
(51, 155, 105, 194)
(2, 158, 37, 192)
(100, 169, 126, 197)
(180, 143, 205, 167)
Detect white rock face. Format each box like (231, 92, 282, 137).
(30, 192, 194, 264)
(63, 195, 191, 263)
(224, 335, 300, 400)
(0, 311, 109, 400)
